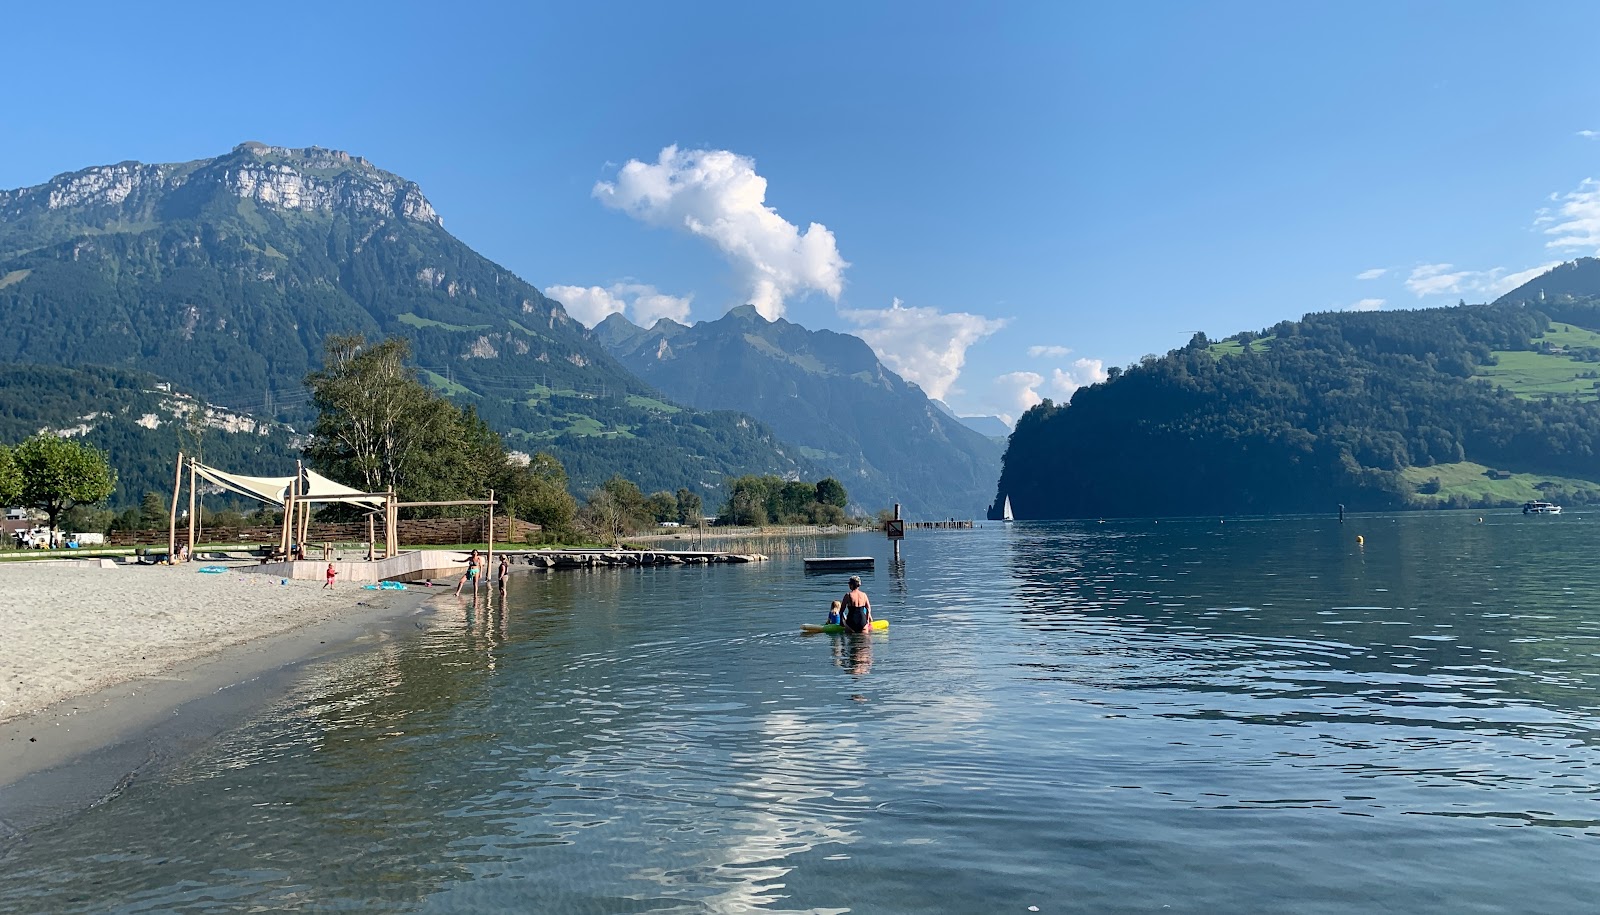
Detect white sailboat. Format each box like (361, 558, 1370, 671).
(1002, 495, 1014, 523)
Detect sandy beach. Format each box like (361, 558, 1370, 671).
(0, 559, 430, 816)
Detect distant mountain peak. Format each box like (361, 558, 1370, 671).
(0, 142, 441, 232)
(724, 303, 770, 322)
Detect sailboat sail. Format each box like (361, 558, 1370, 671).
(1002, 495, 1014, 522)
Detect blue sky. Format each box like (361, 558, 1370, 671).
(7, 2, 1600, 423)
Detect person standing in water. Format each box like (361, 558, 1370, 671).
(840, 575, 872, 633)
(455, 549, 481, 596)
(497, 554, 509, 588)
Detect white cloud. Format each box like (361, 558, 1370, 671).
(1403, 262, 1560, 299)
(1050, 359, 1108, 398)
(1348, 298, 1385, 312)
(594, 145, 847, 320)
(546, 284, 626, 326)
(1579, 130, 1599, 139)
(547, 282, 693, 328)
(1356, 268, 1387, 280)
(1538, 177, 1600, 251)
(991, 371, 1043, 425)
(1027, 345, 1071, 358)
(839, 298, 1007, 401)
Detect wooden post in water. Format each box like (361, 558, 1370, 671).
(893, 502, 902, 563)
(367, 513, 376, 561)
(486, 488, 495, 581)
(167, 451, 184, 563)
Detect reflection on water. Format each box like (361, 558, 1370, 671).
(3, 516, 1599, 913)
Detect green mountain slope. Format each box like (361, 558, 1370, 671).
(593, 307, 1004, 518)
(0, 143, 821, 498)
(995, 296, 1600, 518)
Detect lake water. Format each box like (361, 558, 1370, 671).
(2, 513, 1598, 913)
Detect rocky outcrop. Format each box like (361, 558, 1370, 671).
(0, 142, 441, 227)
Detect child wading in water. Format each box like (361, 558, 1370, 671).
(323, 563, 336, 590)
(826, 600, 842, 626)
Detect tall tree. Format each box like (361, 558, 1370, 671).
(305, 335, 448, 497)
(14, 434, 117, 533)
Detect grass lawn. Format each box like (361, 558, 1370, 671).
(1209, 334, 1276, 357)
(1470, 323, 1600, 402)
(397, 312, 492, 332)
(1399, 461, 1600, 507)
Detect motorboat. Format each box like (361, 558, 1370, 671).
(1522, 500, 1562, 515)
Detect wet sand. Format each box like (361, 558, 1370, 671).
(0, 560, 432, 830)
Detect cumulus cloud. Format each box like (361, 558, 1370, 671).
(1348, 298, 1385, 312)
(1579, 130, 1599, 139)
(1537, 177, 1600, 251)
(593, 145, 848, 319)
(1403, 262, 1560, 299)
(839, 298, 1007, 402)
(1050, 359, 1109, 398)
(1027, 345, 1071, 358)
(547, 282, 693, 328)
(1356, 267, 1387, 280)
(991, 371, 1044, 425)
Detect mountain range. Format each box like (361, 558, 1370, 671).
(0, 143, 1001, 516)
(0, 143, 841, 502)
(592, 307, 1003, 518)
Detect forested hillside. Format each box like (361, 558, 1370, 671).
(0, 143, 822, 499)
(0, 365, 300, 508)
(995, 293, 1600, 518)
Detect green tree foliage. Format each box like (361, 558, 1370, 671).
(499, 452, 579, 542)
(675, 487, 702, 524)
(995, 302, 1600, 518)
(645, 490, 677, 523)
(719, 474, 852, 525)
(581, 475, 650, 545)
(13, 434, 117, 532)
(815, 477, 848, 508)
(139, 491, 169, 529)
(0, 444, 19, 505)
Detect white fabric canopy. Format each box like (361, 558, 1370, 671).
(301, 469, 388, 509)
(193, 464, 294, 506)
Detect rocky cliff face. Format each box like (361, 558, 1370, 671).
(0, 143, 440, 232)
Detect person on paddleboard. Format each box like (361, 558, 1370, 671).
(826, 600, 843, 626)
(840, 576, 872, 633)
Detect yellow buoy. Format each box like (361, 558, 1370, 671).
(1356, 535, 1365, 545)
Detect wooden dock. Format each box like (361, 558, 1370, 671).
(905, 520, 974, 530)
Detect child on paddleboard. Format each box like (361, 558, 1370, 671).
(826, 600, 842, 626)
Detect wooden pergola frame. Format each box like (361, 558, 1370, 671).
(166, 453, 499, 564)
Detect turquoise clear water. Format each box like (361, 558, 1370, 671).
(3, 513, 1599, 913)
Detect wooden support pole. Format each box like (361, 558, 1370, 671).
(387, 491, 398, 559)
(486, 488, 495, 578)
(186, 459, 197, 561)
(167, 451, 184, 562)
(367, 513, 376, 561)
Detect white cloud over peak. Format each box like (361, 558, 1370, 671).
(547, 282, 693, 328)
(1403, 262, 1560, 299)
(1356, 268, 1387, 280)
(593, 145, 847, 320)
(1027, 344, 1071, 358)
(1348, 298, 1385, 312)
(840, 298, 1007, 402)
(991, 371, 1044, 426)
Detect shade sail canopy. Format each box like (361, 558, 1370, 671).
(302, 469, 388, 509)
(193, 464, 294, 505)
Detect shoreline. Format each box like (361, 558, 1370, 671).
(0, 561, 436, 836)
